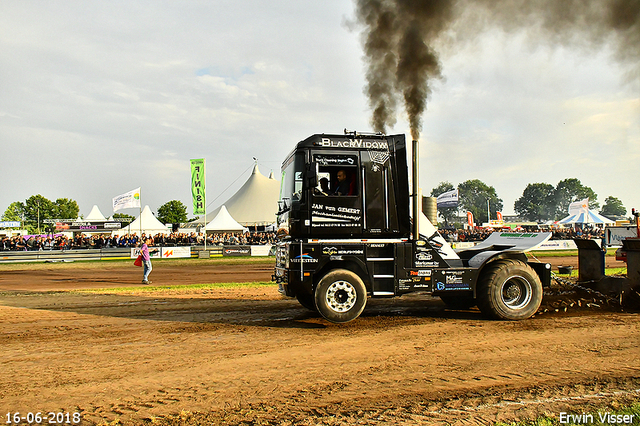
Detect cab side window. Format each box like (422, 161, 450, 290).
(315, 166, 358, 196)
(312, 154, 359, 197)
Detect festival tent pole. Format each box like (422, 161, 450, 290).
(139, 192, 142, 245)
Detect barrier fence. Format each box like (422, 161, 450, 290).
(0, 239, 593, 264)
(0, 245, 274, 264)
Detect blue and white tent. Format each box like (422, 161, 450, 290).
(558, 209, 614, 225)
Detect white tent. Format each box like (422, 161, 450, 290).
(205, 205, 247, 233)
(205, 164, 280, 226)
(114, 205, 170, 236)
(85, 205, 107, 221)
(558, 209, 615, 225)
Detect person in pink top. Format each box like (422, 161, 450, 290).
(140, 237, 158, 284)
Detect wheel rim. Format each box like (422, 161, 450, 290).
(325, 280, 357, 313)
(500, 275, 532, 310)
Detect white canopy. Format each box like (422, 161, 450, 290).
(205, 205, 247, 233)
(85, 205, 107, 221)
(115, 205, 170, 236)
(205, 164, 280, 226)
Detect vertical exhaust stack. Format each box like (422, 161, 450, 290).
(412, 138, 420, 240)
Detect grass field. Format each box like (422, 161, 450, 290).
(74, 281, 275, 294)
(498, 402, 640, 426)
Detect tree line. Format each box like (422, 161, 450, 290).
(431, 178, 627, 225)
(1, 195, 189, 234)
(3, 179, 628, 233)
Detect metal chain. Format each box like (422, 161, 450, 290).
(550, 272, 621, 305)
(527, 252, 621, 306)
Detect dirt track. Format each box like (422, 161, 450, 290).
(0, 257, 638, 425)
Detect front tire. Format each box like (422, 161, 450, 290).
(315, 269, 367, 323)
(477, 259, 542, 320)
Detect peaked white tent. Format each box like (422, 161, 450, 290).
(205, 205, 247, 233)
(205, 164, 280, 226)
(558, 209, 615, 225)
(115, 205, 170, 236)
(85, 205, 107, 221)
(558, 198, 614, 225)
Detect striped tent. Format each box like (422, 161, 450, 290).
(558, 209, 614, 225)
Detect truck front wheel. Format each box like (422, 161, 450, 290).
(315, 269, 367, 323)
(477, 259, 542, 320)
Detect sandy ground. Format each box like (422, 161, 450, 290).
(0, 256, 637, 425)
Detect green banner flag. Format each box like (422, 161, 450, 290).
(190, 159, 206, 215)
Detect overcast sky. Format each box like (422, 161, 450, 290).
(1, 0, 638, 220)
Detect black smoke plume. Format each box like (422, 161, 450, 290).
(355, 0, 639, 140)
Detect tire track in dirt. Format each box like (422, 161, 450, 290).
(0, 261, 637, 425)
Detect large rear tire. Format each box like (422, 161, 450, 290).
(315, 269, 367, 323)
(477, 259, 542, 320)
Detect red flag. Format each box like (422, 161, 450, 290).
(467, 211, 474, 227)
(497, 211, 503, 221)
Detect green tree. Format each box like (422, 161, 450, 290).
(156, 200, 188, 225)
(599, 196, 626, 219)
(430, 181, 457, 225)
(2, 202, 25, 222)
(514, 183, 556, 222)
(554, 178, 598, 219)
(458, 179, 503, 225)
(54, 198, 80, 219)
(23, 195, 56, 233)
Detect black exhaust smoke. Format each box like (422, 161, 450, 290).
(354, 0, 640, 141)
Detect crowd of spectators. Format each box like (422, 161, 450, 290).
(1, 226, 606, 252)
(550, 227, 604, 240)
(0, 231, 278, 251)
(437, 226, 605, 242)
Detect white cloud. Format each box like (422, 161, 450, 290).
(0, 0, 637, 219)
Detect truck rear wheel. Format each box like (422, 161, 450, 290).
(477, 259, 542, 320)
(315, 269, 367, 323)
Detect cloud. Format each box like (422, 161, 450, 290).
(0, 0, 637, 220)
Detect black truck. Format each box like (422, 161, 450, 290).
(272, 131, 551, 323)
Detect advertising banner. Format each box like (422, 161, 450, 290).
(161, 247, 191, 259)
(130, 247, 160, 259)
(190, 159, 206, 215)
(606, 226, 638, 246)
(537, 240, 579, 250)
(250, 245, 272, 256)
(223, 246, 251, 256)
(436, 189, 458, 208)
(0, 221, 20, 228)
(55, 221, 122, 232)
(113, 188, 141, 212)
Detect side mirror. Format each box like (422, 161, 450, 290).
(305, 162, 319, 188)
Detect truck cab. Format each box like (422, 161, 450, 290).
(276, 133, 411, 240)
(274, 131, 551, 323)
